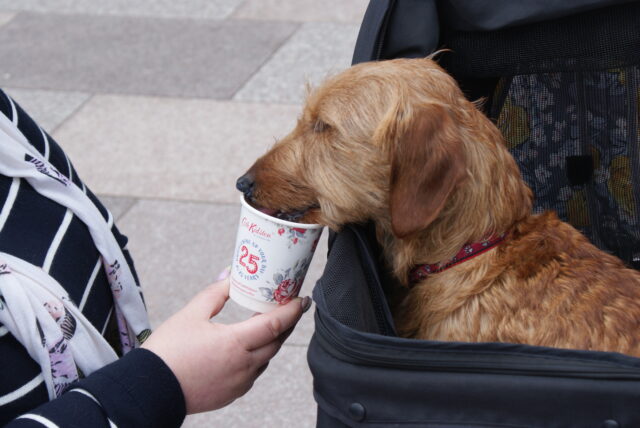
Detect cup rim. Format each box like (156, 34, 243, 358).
(239, 194, 323, 229)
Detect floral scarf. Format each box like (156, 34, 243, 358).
(0, 108, 151, 398)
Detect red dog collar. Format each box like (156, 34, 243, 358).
(409, 234, 506, 284)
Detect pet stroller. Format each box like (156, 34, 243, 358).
(308, 1, 640, 426)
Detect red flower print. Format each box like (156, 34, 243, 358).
(273, 278, 302, 304)
(292, 228, 307, 234)
(278, 228, 285, 236)
(293, 237, 299, 244)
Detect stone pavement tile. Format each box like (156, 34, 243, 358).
(53, 95, 300, 203)
(233, 22, 360, 104)
(182, 345, 316, 428)
(97, 195, 138, 221)
(233, 0, 369, 24)
(117, 199, 326, 347)
(0, 13, 297, 98)
(0, 12, 14, 27)
(0, 0, 244, 20)
(3, 88, 89, 132)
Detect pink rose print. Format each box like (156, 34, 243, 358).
(273, 278, 302, 304)
(259, 255, 313, 304)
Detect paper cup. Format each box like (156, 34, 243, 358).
(230, 195, 323, 313)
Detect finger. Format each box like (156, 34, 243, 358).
(216, 265, 231, 281)
(251, 341, 281, 368)
(183, 278, 230, 320)
(256, 363, 269, 378)
(278, 325, 295, 345)
(276, 299, 311, 344)
(232, 297, 305, 350)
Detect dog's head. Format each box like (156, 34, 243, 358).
(237, 58, 531, 247)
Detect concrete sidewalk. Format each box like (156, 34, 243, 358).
(0, 1, 368, 426)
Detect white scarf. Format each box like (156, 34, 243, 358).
(0, 111, 151, 399)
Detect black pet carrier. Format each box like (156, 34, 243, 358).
(308, 1, 640, 426)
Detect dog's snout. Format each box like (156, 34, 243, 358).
(236, 173, 255, 195)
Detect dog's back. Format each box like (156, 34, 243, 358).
(397, 211, 640, 356)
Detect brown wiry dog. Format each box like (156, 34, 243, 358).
(236, 57, 640, 357)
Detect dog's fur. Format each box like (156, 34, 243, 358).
(241, 58, 640, 356)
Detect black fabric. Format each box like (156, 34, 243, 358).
(0, 178, 66, 265)
(353, 1, 640, 104)
(351, 0, 391, 64)
(352, 0, 439, 64)
(317, 225, 395, 337)
(312, 337, 640, 427)
(71, 349, 186, 428)
(439, 2, 640, 85)
(566, 156, 594, 186)
(0, 334, 49, 426)
(5, 392, 111, 428)
(489, 67, 640, 266)
(439, 0, 637, 32)
(316, 407, 349, 428)
(353, 0, 636, 65)
(441, 3, 640, 102)
(4, 349, 185, 428)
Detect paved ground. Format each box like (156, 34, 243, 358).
(0, 1, 369, 426)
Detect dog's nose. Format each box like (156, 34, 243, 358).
(236, 173, 255, 195)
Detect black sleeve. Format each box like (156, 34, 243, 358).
(5, 349, 186, 428)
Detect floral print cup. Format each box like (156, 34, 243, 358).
(229, 195, 323, 313)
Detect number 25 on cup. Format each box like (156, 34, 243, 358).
(239, 245, 260, 274)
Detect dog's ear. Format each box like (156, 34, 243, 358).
(389, 103, 466, 238)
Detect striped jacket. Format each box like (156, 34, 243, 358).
(0, 90, 185, 428)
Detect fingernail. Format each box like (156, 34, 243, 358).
(301, 296, 312, 313)
(216, 265, 231, 281)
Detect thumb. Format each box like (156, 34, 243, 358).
(232, 296, 310, 350)
(184, 278, 230, 320)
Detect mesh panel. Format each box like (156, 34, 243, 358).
(313, 225, 395, 335)
(440, 3, 640, 79)
(491, 67, 640, 266)
(436, 2, 640, 267)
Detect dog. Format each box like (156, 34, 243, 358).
(236, 57, 640, 357)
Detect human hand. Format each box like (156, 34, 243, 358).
(141, 278, 311, 414)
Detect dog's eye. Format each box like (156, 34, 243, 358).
(313, 120, 329, 133)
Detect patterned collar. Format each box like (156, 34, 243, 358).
(409, 234, 507, 284)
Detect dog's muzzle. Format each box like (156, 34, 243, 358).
(236, 173, 255, 198)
